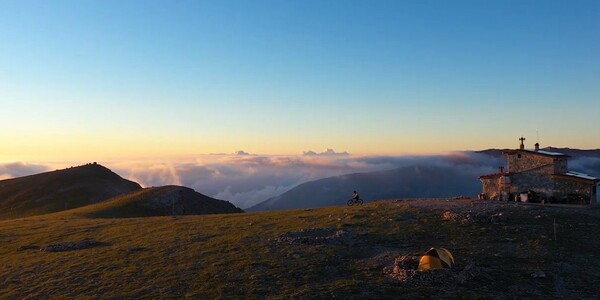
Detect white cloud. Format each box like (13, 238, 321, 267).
(0, 162, 50, 179)
(303, 148, 350, 156)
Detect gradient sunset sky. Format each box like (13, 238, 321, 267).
(1, 0, 599, 162)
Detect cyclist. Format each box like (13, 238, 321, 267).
(352, 190, 360, 201)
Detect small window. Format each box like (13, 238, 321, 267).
(517, 154, 521, 158)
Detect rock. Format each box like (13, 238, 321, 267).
(531, 271, 546, 278)
(386, 257, 493, 286)
(275, 228, 354, 245)
(457, 263, 493, 283)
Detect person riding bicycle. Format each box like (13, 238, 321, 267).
(348, 190, 363, 206)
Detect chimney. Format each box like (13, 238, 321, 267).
(534, 143, 539, 151)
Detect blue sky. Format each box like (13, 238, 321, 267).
(0, 0, 599, 161)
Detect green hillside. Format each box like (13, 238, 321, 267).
(0, 163, 141, 220)
(57, 185, 243, 218)
(1, 199, 598, 298)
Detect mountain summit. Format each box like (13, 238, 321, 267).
(0, 163, 142, 220)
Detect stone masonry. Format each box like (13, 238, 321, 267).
(480, 141, 598, 205)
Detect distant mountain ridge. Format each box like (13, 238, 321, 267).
(248, 164, 482, 211)
(477, 147, 600, 158)
(543, 147, 600, 158)
(0, 163, 142, 220)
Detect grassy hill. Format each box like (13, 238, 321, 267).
(57, 185, 243, 218)
(0, 163, 141, 220)
(1, 199, 599, 298)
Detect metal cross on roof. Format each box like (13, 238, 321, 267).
(519, 137, 526, 149)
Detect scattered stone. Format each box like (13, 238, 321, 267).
(456, 263, 493, 283)
(292, 254, 301, 259)
(531, 271, 546, 278)
(41, 239, 108, 252)
(385, 255, 492, 285)
(441, 210, 507, 225)
(17, 244, 40, 251)
(275, 228, 354, 245)
(440, 211, 470, 224)
(490, 212, 506, 224)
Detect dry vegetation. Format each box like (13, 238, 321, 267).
(1, 199, 599, 298)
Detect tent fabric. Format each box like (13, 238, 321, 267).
(417, 247, 455, 271)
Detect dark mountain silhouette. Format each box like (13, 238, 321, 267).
(248, 165, 482, 211)
(60, 185, 243, 218)
(0, 163, 141, 220)
(476, 149, 508, 158)
(543, 147, 600, 158)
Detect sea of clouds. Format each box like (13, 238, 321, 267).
(2, 149, 599, 209)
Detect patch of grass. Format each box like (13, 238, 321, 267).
(1, 199, 599, 298)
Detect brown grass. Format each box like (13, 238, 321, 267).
(1, 199, 599, 298)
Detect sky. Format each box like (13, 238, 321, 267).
(1, 0, 599, 162)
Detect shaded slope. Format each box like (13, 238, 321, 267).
(0, 163, 141, 220)
(60, 185, 243, 218)
(248, 165, 481, 211)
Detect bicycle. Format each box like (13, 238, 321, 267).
(347, 198, 364, 206)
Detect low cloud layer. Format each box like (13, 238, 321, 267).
(3, 151, 598, 209)
(0, 162, 50, 180)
